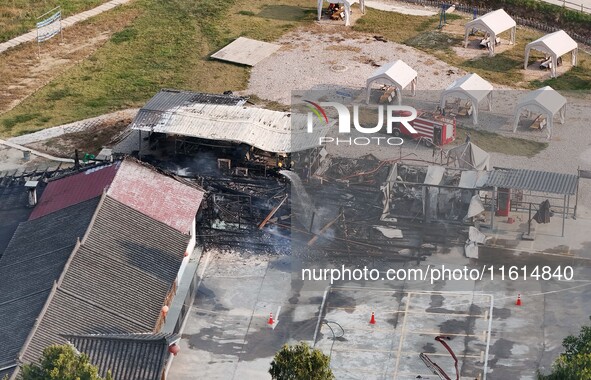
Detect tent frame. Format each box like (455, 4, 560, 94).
(513, 88, 567, 140)
(464, 10, 516, 56)
(440, 81, 493, 125)
(365, 61, 418, 105)
(524, 40, 578, 79)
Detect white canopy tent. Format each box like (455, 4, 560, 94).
(365, 60, 417, 104)
(464, 9, 516, 56)
(524, 30, 578, 78)
(447, 142, 491, 171)
(513, 86, 567, 139)
(440, 73, 493, 125)
(317, 0, 365, 26)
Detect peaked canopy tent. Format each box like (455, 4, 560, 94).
(440, 73, 493, 125)
(464, 9, 516, 56)
(446, 142, 491, 171)
(524, 30, 578, 78)
(317, 0, 365, 26)
(365, 60, 418, 104)
(513, 86, 567, 139)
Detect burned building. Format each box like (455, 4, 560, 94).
(114, 89, 332, 178)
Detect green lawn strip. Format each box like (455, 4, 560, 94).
(455, 126, 547, 157)
(0, 0, 110, 43)
(0, 0, 316, 137)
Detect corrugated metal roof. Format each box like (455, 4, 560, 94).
(132, 89, 248, 129)
(485, 168, 577, 195)
(0, 197, 100, 368)
(131, 103, 332, 153)
(143, 89, 248, 111)
(21, 196, 190, 364)
(107, 160, 204, 234)
(65, 333, 178, 380)
(29, 163, 119, 220)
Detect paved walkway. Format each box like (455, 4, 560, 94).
(0, 138, 74, 163)
(7, 108, 138, 145)
(0, 0, 131, 54)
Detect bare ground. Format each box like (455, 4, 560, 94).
(0, 5, 140, 114)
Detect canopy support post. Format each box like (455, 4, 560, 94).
(561, 194, 566, 237)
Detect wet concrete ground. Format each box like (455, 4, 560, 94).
(168, 215, 591, 380)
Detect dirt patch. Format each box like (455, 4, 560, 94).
(0, 5, 140, 114)
(325, 45, 362, 53)
(26, 118, 131, 158)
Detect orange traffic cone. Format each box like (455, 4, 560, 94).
(516, 294, 522, 306)
(369, 312, 376, 325)
(268, 313, 274, 325)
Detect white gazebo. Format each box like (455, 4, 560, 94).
(464, 9, 516, 56)
(365, 60, 418, 104)
(317, 0, 365, 26)
(513, 86, 567, 139)
(524, 30, 578, 78)
(440, 73, 493, 125)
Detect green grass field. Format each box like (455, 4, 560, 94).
(0, 0, 316, 136)
(0, 1, 582, 159)
(0, 0, 110, 43)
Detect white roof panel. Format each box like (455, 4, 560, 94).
(465, 9, 516, 36)
(444, 73, 493, 102)
(367, 60, 418, 89)
(517, 86, 566, 116)
(211, 37, 281, 66)
(131, 104, 332, 153)
(525, 30, 578, 58)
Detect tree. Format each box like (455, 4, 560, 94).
(18, 344, 112, 380)
(538, 317, 591, 380)
(269, 342, 334, 380)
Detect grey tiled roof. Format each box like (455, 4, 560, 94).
(82, 196, 188, 283)
(60, 245, 173, 328)
(22, 196, 189, 364)
(0, 290, 51, 369)
(0, 183, 34, 258)
(0, 366, 15, 379)
(23, 289, 149, 363)
(0, 198, 99, 367)
(64, 333, 179, 380)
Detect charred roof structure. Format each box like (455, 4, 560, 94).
(112, 89, 332, 181)
(0, 158, 204, 380)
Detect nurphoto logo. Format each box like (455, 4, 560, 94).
(304, 100, 419, 146)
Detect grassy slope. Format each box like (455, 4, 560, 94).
(0, 0, 315, 136)
(0, 0, 110, 43)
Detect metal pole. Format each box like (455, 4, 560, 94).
(574, 169, 580, 219)
(562, 194, 566, 237)
(528, 202, 531, 236)
(138, 130, 141, 158)
(490, 187, 496, 230)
